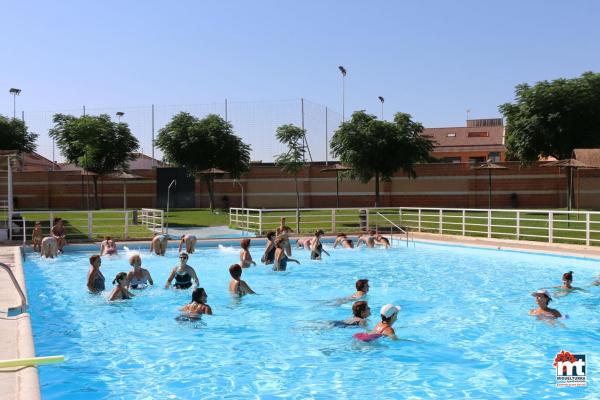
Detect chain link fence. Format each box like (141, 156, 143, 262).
(17, 99, 342, 165)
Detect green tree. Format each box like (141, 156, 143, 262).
(330, 111, 433, 207)
(500, 72, 600, 162)
(275, 124, 306, 230)
(155, 113, 251, 210)
(49, 114, 139, 209)
(0, 115, 38, 153)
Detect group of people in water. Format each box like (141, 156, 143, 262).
(36, 215, 600, 333)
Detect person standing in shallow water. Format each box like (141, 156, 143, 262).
(165, 252, 199, 289)
(529, 290, 561, 318)
(261, 231, 276, 265)
(86, 255, 105, 293)
(228, 264, 256, 296)
(274, 237, 300, 271)
(240, 238, 256, 268)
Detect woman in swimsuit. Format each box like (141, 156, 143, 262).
(31, 221, 43, 252)
(100, 236, 117, 256)
(276, 217, 293, 256)
(296, 237, 313, 250)
(165, 252, 200, 289)
(261, 231, 276, 265)
(51, 217, 67, 253)
(529, 289, 562, 318)
(239, 238, 256, 268)
(336, 279, 369, 305)
(310, 229, 330, 260)
(86, 255, 105, 293)
(357, 230, 376, 248)
(180, 288, 213, 317)
(228, 264, 256, 296)
(126, 254, 154, 290)
(41, 236, 58, 258)
(150, 233, 168, 256)
(554, 271, 586, 297)
(333, 233, 354, 249)
(375, 235, 390, 249)
(109, 272, 134, 301)
(331, 301, 371, 328)
(178, 234, 197, 254)
(274, 237, 300, 272)
(371, 304, 401, 339)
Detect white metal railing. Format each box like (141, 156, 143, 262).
(10, 209, 164, 244)
(141, 208, 165, 234)
(229, 207, 600, 246)
(376, 212, 412, 247)
(0, 262, 28, 315)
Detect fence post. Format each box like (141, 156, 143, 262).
(22, 218, 26, 245)
(87, 211, 93, 239)
(366, 209, 370, 232)
(418, 209, 421, 232)
(516, 211, 520, 240)
(462, 209, 466, 236)
(246, 209, 250, 232)
(229, 208, 232, 228)
(124, 211, 129, 239)
(49, 211, 54, 235)
(438, 209, 442, 234)
(399, 208, 402, 225)
(487, 210, 491, 239)
(586, 213, 590, 246)
(259, 209, 263, 235)
(331, 209, 336, 233)
(160, 210, 165, 233)
(548, 211, 553, 244)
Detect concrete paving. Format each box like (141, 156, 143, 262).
(0, 246, 40, 400)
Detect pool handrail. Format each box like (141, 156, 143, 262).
(0, 261, 28, 315)
(376, 212, 412, 248)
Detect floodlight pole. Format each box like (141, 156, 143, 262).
(325, 106, 328, 166)
(9, 88, 21, 119)
(338, 66, 346, 122)
(151, 104, 155, 167)
(378, 96, 384, 120)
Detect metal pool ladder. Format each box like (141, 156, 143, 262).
(0, 262, 28, 316)
(376, 212, 414, 248)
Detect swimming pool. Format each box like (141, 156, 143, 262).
(24, 241, 600, 399)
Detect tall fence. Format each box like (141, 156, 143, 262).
(229, 207, 600, 246)
(8, 209, 164, 244)
(16, 99, 342, 166)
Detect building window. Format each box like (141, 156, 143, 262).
(469, 157, 486, 164)
(441, 157, 461, 163)
(488, 152, 500, 162)
(468, 131, 489, 138)
(446, 133, 456, 137)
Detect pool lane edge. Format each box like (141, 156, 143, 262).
(0, 246, 40, 400)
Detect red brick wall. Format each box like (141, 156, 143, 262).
(8, 162, 600, 210)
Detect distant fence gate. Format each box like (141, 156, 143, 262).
(229, 207, 600, 247)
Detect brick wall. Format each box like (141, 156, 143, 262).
(7, 162, 600, 210)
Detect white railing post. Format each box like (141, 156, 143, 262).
(22, 218, 26, 245)
(87, 211, 93, 239)
(124, 211, 129, 239)
(259, 209, 263, 235)
(548, 211, 553, 244)
(462, 209, 466, 236)
(487, 210, 492, 239)
(331, 209, 336, 233)
(586, 213, 590, 246)
(49, 211, 54, 234)
(399, 208, 402, 225)
(366, 209, 370, 232)
(229, 208, 232, 227)
(438, 209, 442, 234)
(516, 211, 520, 240)
(418, 209, 421, 232)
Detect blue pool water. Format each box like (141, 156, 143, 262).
(24, 241, 600, 399)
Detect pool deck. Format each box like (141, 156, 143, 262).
(0, 246, 40, 400)
(1, 234, 599, 399)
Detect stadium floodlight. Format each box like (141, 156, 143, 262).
(116, 111, 125, 122)
(9, 88, 21, 119)
(378, 96, 384, 120)
(338, 66, 347, 122)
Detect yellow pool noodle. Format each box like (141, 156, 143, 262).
(0, 355, 64, 368)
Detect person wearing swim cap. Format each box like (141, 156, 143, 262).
(529, 289, 561, 318)
(370, 304, 401, 339)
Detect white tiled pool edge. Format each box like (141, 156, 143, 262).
(0, 246, 40, 400)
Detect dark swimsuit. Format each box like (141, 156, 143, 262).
(330, 319, 362, 328)
(273, 254, 288, 271)
(262, 243, 276, 264)
(91, 271, 105, 292)
(174, 270, 192, 289)
(310, 243, 323, 260)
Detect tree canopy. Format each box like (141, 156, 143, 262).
(49, 113, 139, 208)
(330, 111, 433, 206)
(275, 124, 307, 225)
(0, 115, 38, 153)
(500, 72, 600, 162)
(155, 113, 251, 209)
